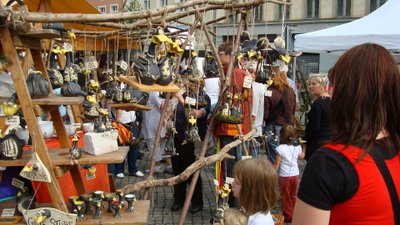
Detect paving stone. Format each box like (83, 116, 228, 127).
(113, 146, 306, 224)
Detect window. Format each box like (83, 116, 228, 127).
(110, 4, 118, 13)
(160, 0, 168, 7)
(277, 4, 290, 21)
(143, 0, 150, 9)
(306, 0, 319, 18)
(337, 0, 351, 17)
(369, 0, 386, 12)
(254, 5, 263, 22)
(98, 6, 106, 13)
(178, 0, 185, 12)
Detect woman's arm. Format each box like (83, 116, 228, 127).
(298, 144, 306, 160)
(274, 153, 281, 169)
(292, 199, 331, 225)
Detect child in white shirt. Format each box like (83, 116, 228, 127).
(274, 124, 305, 223)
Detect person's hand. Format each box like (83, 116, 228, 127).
(175, 92, 185, 104)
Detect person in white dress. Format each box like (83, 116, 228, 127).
(141, 92, 172, 173)
(274, 124, 305, 223)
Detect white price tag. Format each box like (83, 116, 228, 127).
(265, 90, 272, 97)
(119, 60, 128, 71)
(85, 56, 99, 69)
(241, 155, 252, 160)
(5, 116, 19, 125)
(225, 177, 234, 184)
(243, 75, 253, 89)
(213, 179, 219, 186)
(1, 208, 15, 217)
(185, 96, 196, 106)
(11, 178, 24, 189)
(63, 43, 73, 52)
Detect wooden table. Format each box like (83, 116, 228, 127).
(0, 147, 129, 167)
(0, 200, 150, 225)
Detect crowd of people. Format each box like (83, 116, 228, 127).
(111, 42, 400, 225)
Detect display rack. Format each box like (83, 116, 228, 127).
(0, 17, 149, 225)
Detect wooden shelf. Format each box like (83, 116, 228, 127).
(0, 200, 150, 225)
(0, 94, 84, 106)
(119, 75, 180, 93)
(18, 29, 64, 39)
(77, 200, 150, 225)
(111, 103, 151, 111)
(31, 94, 85, 106)
(0, 147, 129, 167)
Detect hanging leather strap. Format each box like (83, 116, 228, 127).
(369, 146, 400, 225)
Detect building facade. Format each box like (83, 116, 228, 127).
(87, 0, 127, 13)
(87, 0, 388, 73)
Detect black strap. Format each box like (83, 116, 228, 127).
(369, 146, 400, 225)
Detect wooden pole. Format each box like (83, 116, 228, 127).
(0, 0, 286, 23)
(177, 8, 245, 225)
(142, 17, 201, 200)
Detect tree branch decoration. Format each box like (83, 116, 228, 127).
(122, 129, 255, 193)
(0, 0, 286, 23)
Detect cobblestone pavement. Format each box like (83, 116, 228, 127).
(114, 146, 306, 225)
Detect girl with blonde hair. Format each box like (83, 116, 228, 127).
(231, 158, 280, 225)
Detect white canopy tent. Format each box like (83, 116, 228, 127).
(294, 0, 400, 53)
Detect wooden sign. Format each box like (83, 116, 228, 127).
(21, 207, 76, 225)
(20, 152, 51, 183)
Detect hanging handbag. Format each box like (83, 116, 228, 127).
(0, 132, 24, 160)
(215, 86, 244, 124)
(204, 53, 219, 78)
(156, 54, 174, 85)
(133, 42, 160, 85)
(122, 85, 133, 103)
(112, 84, 123, 103)
(26, 71, 50, 98)
(83, 95, 100, 118)
(61, 51, 87, 97)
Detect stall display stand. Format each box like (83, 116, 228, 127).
(0, 17, 149, 225)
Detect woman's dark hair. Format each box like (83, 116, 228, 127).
(329, 43, 400, 155)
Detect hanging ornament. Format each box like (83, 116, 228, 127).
(183, 115, 201, 144)
(69, 134, 83, 164)
(61, 51, 87, 97)
(215, 87, 244, 124)
(0, 131, 24, 160)
(47, 47, 64, 89)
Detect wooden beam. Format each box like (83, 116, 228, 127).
(0, 0, 286, 23)
(0, 24, 68, 212)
